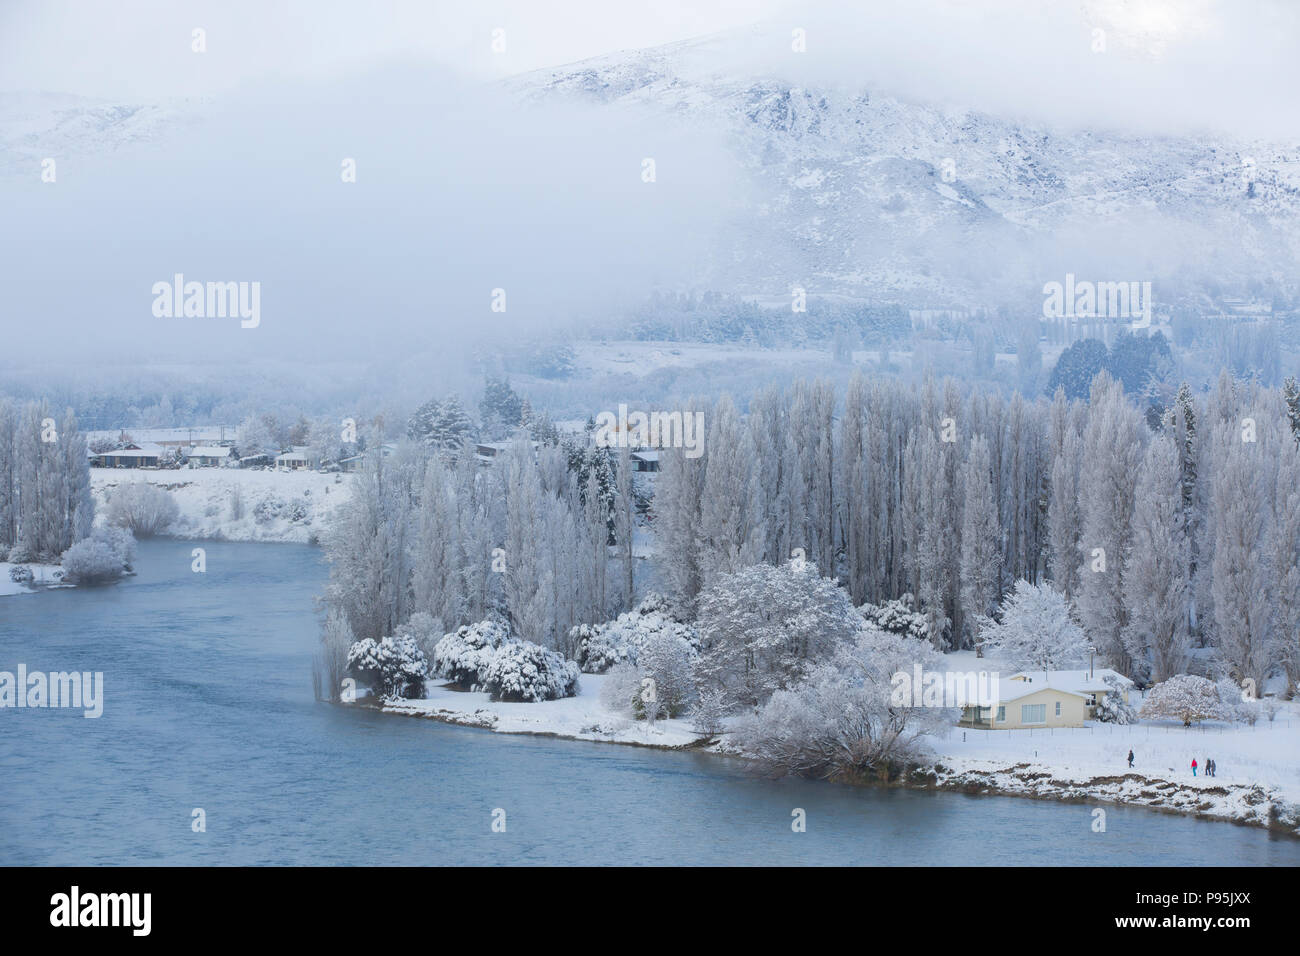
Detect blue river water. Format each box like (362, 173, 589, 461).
(2, 539, 1297, 865)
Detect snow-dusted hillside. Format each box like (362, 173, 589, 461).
(0, 91, 196, 177)
(507, 33, 1300, 306)
(91, 468, 352, 544)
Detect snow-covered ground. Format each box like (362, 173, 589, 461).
(927, 717, 1300, 833)
(91, 467, 353, 543)
(0, 561, 69, 597)
(380, 673, 703, 749)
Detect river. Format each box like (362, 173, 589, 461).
(2, 539, 1297, 865)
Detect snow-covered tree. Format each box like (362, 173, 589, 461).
(346, 634, 428, 698)
(312, 608, 354, 703)
(1123, 434, 1192, 682)
(59, 527, 135, 585)
(430, 620, 514, 689)
(481, 640, 579, 702)
(1208, 418, 1276, 692)
(1139, 674, 1226, 726)
(959, 435, 1000, 647)
(736, 625, 954, 779)
(571, 593, 697, 674)
(106, 482, 180, 537)
(694, 560, 862, 710)
(696, 394, 764, 584)
(977, 579, 1089, 674)
(407, 395, 474, 451)
(1075, 373, 1145, 674)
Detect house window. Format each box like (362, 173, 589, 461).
(1021, 704, 1046, 724)
(996, 706, 1005, 723)
(1055, 701, 1061, 717)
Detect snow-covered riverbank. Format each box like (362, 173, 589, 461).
(91, 467, 353, 543)
(0, 561, 69, 596)
(368, 678, 1300, 836)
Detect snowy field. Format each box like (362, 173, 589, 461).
(91, 467, 353, 543)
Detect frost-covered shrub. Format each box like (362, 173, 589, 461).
(59, 527, 136, 585)
(346, 634, 428, 698)
(481, 640, 580, 703)
(431, 620, 514, 688)
(253, 498, 283, 525)
(106, 482, 179, 537)
(736, 627, 953, 778)
(285, 498, 309, 523)
(1092, 674, 1138, 724)
(691, 688, 728, 738)
(858, 593, 928, 642)
(1140, 674, 1227, 726)
(639, 631, 696, 719)
(573, 593, 698, 674)
(8, 565, 34, 585)
(1094, 691, 1138, 724)
(598, 663, 642, 717)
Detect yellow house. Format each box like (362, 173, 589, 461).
(960, 680, 1089, 729)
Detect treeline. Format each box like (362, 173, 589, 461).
(322, 437, 636, 658)
(0, 399, 94, 562)
(617, 292, 912, 347)
(653, 370, 1300, 692)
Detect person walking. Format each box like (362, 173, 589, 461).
(1191, 758, 1198, 777)
(1127, 749, 1134, 768)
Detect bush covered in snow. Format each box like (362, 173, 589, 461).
(598, 663, 643, 717)
(431, 620, 514, 689)
(572, 593, 697, 674)
(106, 482, 179, 537)
(1094, 688, 1138, 724)
(596, 632, 698, 721)
(736, 626, 954, 779)
(1140, 674, 1227, 726)
(346, 634, 428, 698)
(638, 631, 696, 719)
(858, 594, 928, 642)
(8, 565, 34, 585)
(59, 527, 136, 585)
(481, 640, 580, 703)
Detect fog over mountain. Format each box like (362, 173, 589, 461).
(1, 1, 1297, 375)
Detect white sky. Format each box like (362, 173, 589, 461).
(2, 1, 1296, 140)
(0, 0, 789, 98)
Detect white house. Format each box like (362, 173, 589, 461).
(185, 446, 232, 468)
(275, 447, 320, 471)
(960, 668, 1135, 729)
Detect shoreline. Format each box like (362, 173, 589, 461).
(361, 694, 1300, 840)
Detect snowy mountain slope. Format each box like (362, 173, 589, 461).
(0, 91, 194, 177)
(4, 32, 1297, 309)
(507, 34, 1300, 306)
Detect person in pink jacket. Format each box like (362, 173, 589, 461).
(1191, 758, 1198, 777)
